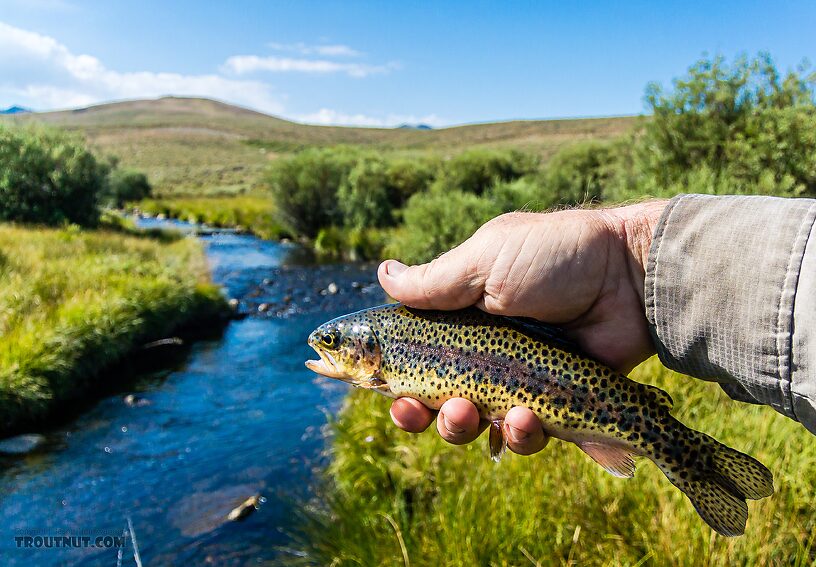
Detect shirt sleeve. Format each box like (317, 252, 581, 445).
(644, 193, 816, 435)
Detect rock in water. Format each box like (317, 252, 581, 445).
(0, 434, 46, 455)
(124, 394, 151, 407)
(227, 495, 261, 522)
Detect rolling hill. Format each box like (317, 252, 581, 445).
(3, 97, 640, 196)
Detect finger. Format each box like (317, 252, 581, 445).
(504, 406, 549, 455)
(390, 397, 434, 433)
(436, 398, 484, 444)
(378, 244, 484, 310)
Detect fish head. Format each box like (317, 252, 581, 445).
(306, 316, 385, 389)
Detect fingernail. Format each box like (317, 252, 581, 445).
(442, 415, 465, 434)
(384, 260, 407, 278)
(506, 424, 529, 443)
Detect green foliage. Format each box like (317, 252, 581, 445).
(103, 168, 152, 207)
(314, 225, 389, 261)
(137, 196, 286, 239)
(283, 359, 816, 566)
(384, 156, 438, 206)
(387, 183, 501, 264)
(439, 148, 539, 195)
(538, 140, 621, 205)
(0, 224, 227, 434)
(0, 124, 109, 226)
(338, 156, 394, 229)
(639, 53, 816, 195)
(265, 147, 361, 237)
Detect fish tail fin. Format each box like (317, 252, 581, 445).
(657, 435, 773, 537)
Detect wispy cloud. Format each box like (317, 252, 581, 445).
(295, 108, 446, 128)
(268, 42, 361, 57)
(222, 55, 395, 78)
(0, 20, 284, 113)
(0, 22, 430, 126)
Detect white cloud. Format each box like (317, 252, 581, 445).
(222, 55, 395, 78)
(0, 21, 439, 127)
(268, 42, 361, 57)
(0, 20, 284, 113)
(295, 108, 446, 128)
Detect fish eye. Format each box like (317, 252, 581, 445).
(320, 331, 339, 348)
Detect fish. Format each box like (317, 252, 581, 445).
(305, 303, 775, 537)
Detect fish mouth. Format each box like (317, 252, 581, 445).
(305, 347, 356, 383)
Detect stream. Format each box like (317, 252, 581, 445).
(0, 219, 385, 565)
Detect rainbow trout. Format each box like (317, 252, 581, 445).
(305, 304, 774, 536)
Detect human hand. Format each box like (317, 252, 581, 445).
(377, 201, 668, 454)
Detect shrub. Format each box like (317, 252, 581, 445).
(439, 149, 539, 195)
(385, 156, 439, 206)
(265, 147, 361, 237)
(487, 176, 550, 212)
(0, 124, 108, 226)
(337, 156, 393, 229)
(539, 141, 621, 205)
(103, 168, 152, 207)
(388, 182, 501, 264)
(639, 53, 816, 195)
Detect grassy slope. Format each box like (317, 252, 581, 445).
(3, 97, 639, 196)
(287, 358, 816, 566)
(0, 224, 227, 435)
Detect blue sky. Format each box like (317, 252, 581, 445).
(0, 0, 814, 126)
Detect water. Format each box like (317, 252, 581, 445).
(0, 221, 386, 565)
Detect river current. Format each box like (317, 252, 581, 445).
(0, 220, 385, 565)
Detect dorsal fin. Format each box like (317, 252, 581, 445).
(502, 315, 585, 355)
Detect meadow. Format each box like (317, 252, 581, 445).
(285, 359, 816, 566)
(0, 224, 227, 436)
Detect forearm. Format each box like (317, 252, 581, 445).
(644, 194, 816, 434)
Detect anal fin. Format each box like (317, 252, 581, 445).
(489, 420, 506, 462)
(579, 442, 636, 478)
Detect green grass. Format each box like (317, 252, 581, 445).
(284, 358, 816, 566)
(2, 97, 639, 196)
(136, 196, 287, 239)
(0, 223, 228, 435)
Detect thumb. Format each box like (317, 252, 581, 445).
(378, 245, 485, 310)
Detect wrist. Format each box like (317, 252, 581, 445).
(601, 200, 668, 301)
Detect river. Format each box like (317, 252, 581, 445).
(0, 220, 385, 565)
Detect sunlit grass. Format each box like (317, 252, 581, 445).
(0, 224, 227, 435)
(137, 196, 286, 239)
(284, 358, 816, 566)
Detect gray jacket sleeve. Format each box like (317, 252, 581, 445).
(644, 194, 816, 435)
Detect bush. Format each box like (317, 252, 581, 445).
(0, 124, 109, 226)
(388, 182, 501, 264)
(439, 148, 539, 195)
(539, 141, 621, 205)
(638, 53, 816, 195)
(103, 168, 152, 207)
(266, 147, 361, 237)
(385, 156, 439, 206)
(487, 176, 549, 212)
(337, 156, 393, 229)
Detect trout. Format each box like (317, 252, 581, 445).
(305, 304, 774, 537)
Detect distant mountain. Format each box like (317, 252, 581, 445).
(397, 123, 433, 130)
(0, 105, 32, 115)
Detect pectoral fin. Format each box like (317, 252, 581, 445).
(489, 420, 506, 462)
(579, 442, 636, 478)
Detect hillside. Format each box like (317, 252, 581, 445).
(3, 97, 640, 196)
